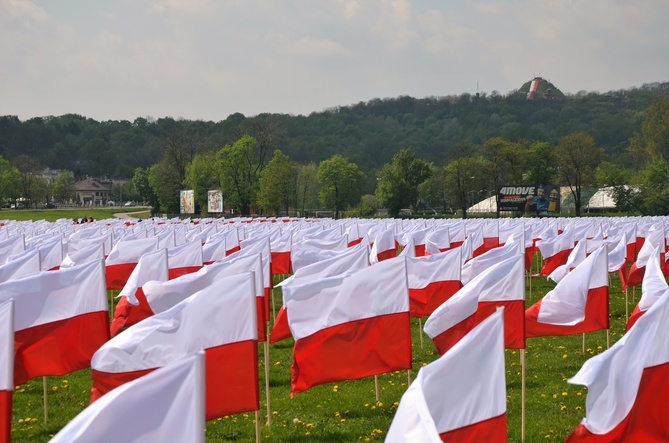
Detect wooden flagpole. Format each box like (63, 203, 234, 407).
(625, 287, 629, 319)
(407, 369, 412, 386)
(374, 375, 379, 402)
(109, 290, 116, 322)
(418, 318, 424, 349)
(271, 287, 277, 324)
(582, 333, 586, 354)
(255, 410, 261, 443)
(264, 323, 271, 428)
(607, 329, 610, 349)
(43, 376, 48, 423)
(521, 350, 526, 443)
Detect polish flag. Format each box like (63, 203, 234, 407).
(52, 353, 205, 443)
(0, 301, 13, 443)
(387, 309, 506, 442)
(270, 230, 292, 275)
(607, 233, 630, 291)
(27, 237, 63, 271)
(0, 260, 109, 385)
(143, 253, 266, 342)
(468, 227, 486, 258)
(400, 227, 430, 256)
(461, 240, 522, 285)
(424, 254, 526, 353)
(60, 243, 105, 269)
(564, 286, 669, 442)
(626, 247, 665, 331)
(548, 239, 587, 284)
(526, 246, 609, 338)
(0, 235, 25, 263)
(287, 257, 411, 396)
(407, 249, 462, 318)
(202, 236, 226, 264)
(537, 230, 575, 276)
(105, 237, 159, 290)
(66, 232, 113, 257)
(167, 240, 203, 279)
(91, 272, 258, 421)
(0, 248, 41, 281)
(110, 249, 169, 336)
(627, 225, 664, 289)
(369, 227, 397, 263)
(271, 245, 370, 343)
(448, 222, 466, 248)
(292, 236, 349, 271)
(424, 227, 451, 255)
(237, 238, 272, 335)
(481, 222, 500, 254)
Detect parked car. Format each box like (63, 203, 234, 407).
(124, 201, 135, 207)
(14, 203, 26, 209)
(43, 202, 56, 209)
(106, 200, 115, 206)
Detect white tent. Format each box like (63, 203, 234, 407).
(468, 196, 497, 213)
(587, 187, 618, 210)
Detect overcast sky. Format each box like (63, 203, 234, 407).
(2, 0, 668, 123)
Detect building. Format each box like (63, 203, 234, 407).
(74, 177, 113, 206)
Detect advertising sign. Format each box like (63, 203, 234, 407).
(180, 190, 195, 214)
(207, 190, 223, 213)
(498, 185, 560, 213)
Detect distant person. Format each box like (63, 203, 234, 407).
(88, 216, 93, 223)
(534, 187, 548, 212)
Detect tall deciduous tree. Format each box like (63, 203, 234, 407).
(443, 144, 485, 219)
(482, 137, 525, 217)
(295, 163, 320, 216)
(318, 155, 365, 219)
(12, 154, 43, 207)
(258, 150, 297, 215)
(185, 151, 220, 214)
(556, 132, 603, 216)
(53, 170, 76, 202)
(132, 167, 159, 212)
(216, 135, 259, 216)
(0, 155, 21, 203)
(376, 148, 433, 217)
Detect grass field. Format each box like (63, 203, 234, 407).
(5, 222, 636, 442)
(0, 208, 151, 223)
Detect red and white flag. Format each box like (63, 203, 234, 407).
(424, 227, 451, 255)
(292, 236, 349, 271)
(0, 260, 109, 385)
(286, 257, 411, 396)
(537, 229, 575, 276)
(0, 300, 13, 443)
(407, 249, 462, 318)
(167, 240, 203, 279)
(270, 229, 292, 275)
(548, 239, 587, 284)
(0, 235, 25, 264)
(271, 245, 369, 343)
(143, 253, 266, 341)
(52, 352, 205, 443)
(424, 254, 526, 353)
(202, 236, 226, 264)
(105, 237, 159, 290)
(92, 272, 258, 421)
(387, 309, 507, 442)
(461, 240, 522, 285)
(61, 243, 105, 269)
(626, 246, 666, 331)
(526, 246, 609, 338)
(0, 249, 40, 281)
(565, 286, 669, 442)
(627, 225, 664, 289)
(110, 249, 169, 336)
(28, 237, 63, 271)
(369, 227, 396, 263)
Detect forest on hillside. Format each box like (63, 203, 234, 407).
(1, 81, 669, 217)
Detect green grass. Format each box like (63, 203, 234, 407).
(0, 208, 151, 223)
(8, 259, 638, 442)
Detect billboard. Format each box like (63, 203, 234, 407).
(498, 185, 560, 214)
(207, 190, 223, 213)
(180, 190, 195, 214)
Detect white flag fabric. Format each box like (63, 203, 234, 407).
(387, 309, 506, 442)
(548, 239, 587, 284)
(0, 249, 41, 281)
(52, 352, 205, 443)
(60, 243, 105, 269)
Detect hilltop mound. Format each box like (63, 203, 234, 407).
(518, 76, 566, 100)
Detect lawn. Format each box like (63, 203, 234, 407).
(7, 237, 636, 442)
(0, 208, 151, 223)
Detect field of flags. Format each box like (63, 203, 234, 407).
(0, 214, 668, 442)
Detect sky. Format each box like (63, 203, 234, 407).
(1, 0, 668, 123)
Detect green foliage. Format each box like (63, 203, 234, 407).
(640, 97, 669, 163)
(295, 163, 320, 216)
(258, 150, 297, 215)
(376, 149, 433, 217)
(317, 155, 365, 219)
(132, 167, 158, 210)
(556, 133, 604, 216)
(185, 151, 220, 214)
(0, 155, 21, 202)
(356, 194, 377, 217)
(148, 161, 181, 214)
(216, 135, 259, 216)
(524, 141, 557, 185)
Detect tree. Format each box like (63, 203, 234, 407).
(12, 154, 43, 207)
(132, 167, 159, 212)
(295, 163, 320, 216)
(556, 132, 604, 216)
(376, 149, 433, 217)
(640, 97, 669, 163)
(0, 155, 21, 203)
(317, 155, 365, 219)
(258, 150, 297, 215)
(53, 170, 76, 202)
(185, 151, 220, 214)
(481, 137, 525, 217)
(148, 160, 182, 214)
(442, 143, 485, 219)
(524, 141, 557, 186)
(216, 135, 259, 216)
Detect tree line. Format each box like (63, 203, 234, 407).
(1, 82, 668, 216)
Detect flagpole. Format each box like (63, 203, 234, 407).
(582, 333, 585, 354)
(407, 369, 412, 386)
(521, 349, 526, 443)
(374, 375, 379, 402)
(255, 410, 261, 443)
(625, 287, 629, 320)
(607, 329, 610, 349)
(271, 286, 277, 323)
(418, 318, 424, 349)
(109, 290, 116, 323)
(43, 376, 48, 423)
(264, 323, 271, 428)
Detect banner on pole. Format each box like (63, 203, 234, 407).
(498, 185, 560, 214)
(180, 190, 195, 214)
(207, 190, 223, 213)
